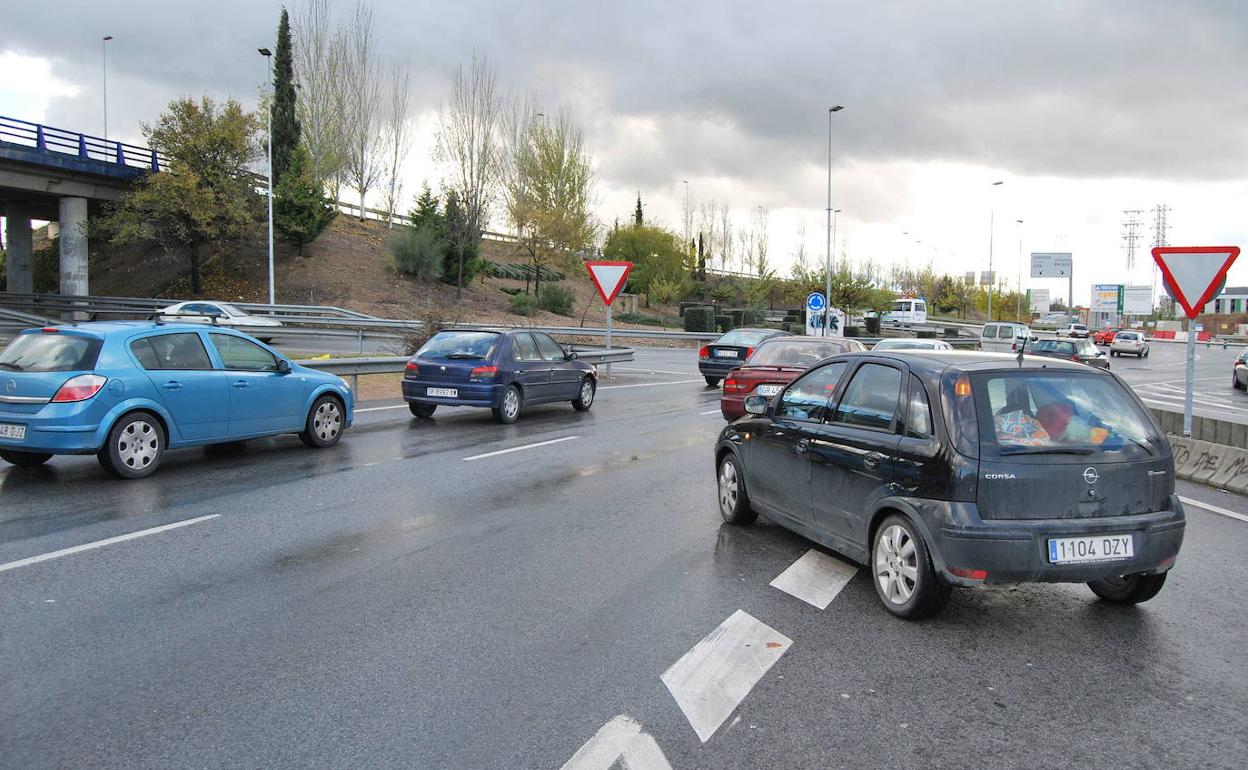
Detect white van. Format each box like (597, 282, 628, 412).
(980, 321, 1034, 353)
(883, 297, 928, 325)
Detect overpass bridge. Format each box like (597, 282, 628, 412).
(1, 115, 165, 297)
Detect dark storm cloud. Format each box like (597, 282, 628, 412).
(5, 0, 1246, 204)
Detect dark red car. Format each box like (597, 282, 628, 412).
(720, 336, 866, 419)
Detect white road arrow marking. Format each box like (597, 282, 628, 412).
(769, 549, 859, 609)
(560, 715, 673, 770)
(661, 609, 792, 743)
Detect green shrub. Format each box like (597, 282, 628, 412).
(711, 283, 736, 303)
(616, 311, 666, 326)
(509, 292, 538, 316)
(715, 314, 734, 332)
(387, 225, 443, 281)
(683, 306, 715, 332)
(499, 286, 523, 296)
(742, 309, 766, 326)
(844, 326, 860, 337)
(538, 284, 575, 316)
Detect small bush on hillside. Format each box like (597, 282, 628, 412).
(387, 225, 443, 281)
(538, 284, 575, 316)
(509, 292, 538, 316)
(401, 309, 449, 355)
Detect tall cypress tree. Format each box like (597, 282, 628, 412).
(633, 193, 644, 226)
(271, 8, 300, 183)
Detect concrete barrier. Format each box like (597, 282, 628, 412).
(1168, 435, 1248, 495)
(1149, 408, 1248, 447)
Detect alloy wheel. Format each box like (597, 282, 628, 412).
(504, 389, 520, 420)
(875, 524, 919, 605)
(118, 420, 159, 470)
(718, 460, 738, 517)
(580, 380, 594, 407)
(314, 401, 342, 442)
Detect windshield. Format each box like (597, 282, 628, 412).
(975, 371, 1161, 460)
(715, 329, 772, 347)
(416, 331, 499, 360)
(891, 301, 910, 312)
(0, 332, 103, 372)
(218, 303, 247, 317)
(1032, 339, 1075, 356)
(748, 339, 854, 366)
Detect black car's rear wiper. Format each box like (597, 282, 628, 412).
(443, 352, 485, 359)
(999, 446, 1095, 456)
(0, 362, 23, 371)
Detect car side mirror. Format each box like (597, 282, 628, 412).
(565, 351, 578, 361)
(277, 358, 292, 374)
(744, 395, 768, 415)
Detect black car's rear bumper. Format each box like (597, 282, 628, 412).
(699, 360, 743, 378)
(922, 498, 1185, 586)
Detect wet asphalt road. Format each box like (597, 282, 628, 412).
(2, 348, 1247, 769)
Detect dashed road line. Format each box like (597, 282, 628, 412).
(355, 403, 408, 413)
(0, 514, 221, 574)
(560, 715, 673, 770)
(599, 379, 704, 390)
(661, 609, 792, 743)
(700, 409, 722, 415)
(462, 435, 580, 461)
(1179, 496, 1248, 524)
(614, 367, 698, 377)
(769, 549, 859, 609)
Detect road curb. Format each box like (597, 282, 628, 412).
(1168, 434, 1248, 494)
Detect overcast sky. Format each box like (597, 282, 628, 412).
(3, 0, 1247, 305)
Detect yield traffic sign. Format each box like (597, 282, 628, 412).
(1152, 246, 1240, 319)
(585, 261, 633, 306)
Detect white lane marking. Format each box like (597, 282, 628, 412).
(701, 409, 722, 415)
(769, 549, 859, 609)
(614, 367, 696, 376)
(0, 514, 221, 574)
(560, 715, 673, 770)
(599, 379, 704, 390)
(661, 609, 792, 743)
(461, 435, 579, 462)
(1179, 496, 1248, 524)
(356, 404, 409, 413)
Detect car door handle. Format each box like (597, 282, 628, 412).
(795, 438, 810, 455)
(864, 451, 886, 468)
(161, 381, 182, 391)
(232, 380, 251, 388)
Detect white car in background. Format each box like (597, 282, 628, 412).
(1109, 330, 1150, 358)
(159, 301, 283, 342)
(872, 338, 954, 351)
(1056, 323, 1090, 338)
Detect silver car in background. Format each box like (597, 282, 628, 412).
(158, 301, 283, 343)
(1110, 330, 1149, 358)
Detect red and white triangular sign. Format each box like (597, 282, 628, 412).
(586, 261, 633, 306)
(1152, 246, 1240, 319)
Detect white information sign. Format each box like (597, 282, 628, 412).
(1122, 285, 1153, 315)
(1028, 288, 1050, 313)
(1031, 252, 1073, 278)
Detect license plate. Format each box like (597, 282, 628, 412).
(426, 387, 458, 398)
(0, 423, 27, 441)
(1047, 534, 1134, 564)
(756, 384, 783, 396)
(713, 349, 737, 358)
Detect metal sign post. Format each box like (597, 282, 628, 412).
(1151, 246, 1240, 437)
(585, 261, 634, 378)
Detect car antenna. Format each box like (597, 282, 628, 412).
(1016, 330, 1028, 367)
(147, 312, 165, 326)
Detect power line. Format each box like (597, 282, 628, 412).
(1121, 209, 1144, 271)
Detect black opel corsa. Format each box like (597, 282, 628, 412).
(714, 350, 1185, 619)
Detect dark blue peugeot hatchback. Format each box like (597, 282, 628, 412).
(401, 329, 597, 423)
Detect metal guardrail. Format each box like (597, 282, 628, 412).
(296, 348, 635, 378)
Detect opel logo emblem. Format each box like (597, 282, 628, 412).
(4, 379, 14, 394)
(1083, 467, 1099, 484)
(440, 366, 446, 372)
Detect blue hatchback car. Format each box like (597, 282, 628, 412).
(402, 328, 597, 423)
(0, 322, 354, 478)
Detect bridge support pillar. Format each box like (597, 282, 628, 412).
(4, 202, 34, 293)
(58, 196, 89, 298)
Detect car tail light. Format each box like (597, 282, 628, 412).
(744, 346, 754, 361)
(405, 361, 420, 375)
(953, 373, 972, 398)
(723, 377, 750, 394)
(944, 371, 979, 458)
(470, 365, 498, 382)
(949, 567, 988, 581)
(698, 346, 710, 359)
(51, 374, 107, 403)
(41, 327, 60, 333)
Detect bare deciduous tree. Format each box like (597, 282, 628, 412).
(436, 54, 503, 297)
(341, 0, 382, 220)
(381, 62, 411, 228)
(791, 219, 810, 278)
(292, 0, 347, 197)
(716, 204, 734, 273)
(754, 206, 770, 276)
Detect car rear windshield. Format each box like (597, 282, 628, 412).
(416, 331, 499, 360)
(715, 329, 772, 347)
(0, 332, 103, 372)
(748, 339, 852, 366)
(1032, 339, 1075, 356)
(973, 370, 1162, 460)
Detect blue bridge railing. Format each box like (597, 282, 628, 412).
(0, 115, 167, 174)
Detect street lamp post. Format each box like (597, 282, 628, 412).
(825, 105, 844, 336)
(102, 36, 113, 141)
(1015, 219, 1024, 321)
(832, 209, 841, 271)
(987, 180, 1004, 320)
(682, 179, 690, 247)
(259, 48, 275, 305)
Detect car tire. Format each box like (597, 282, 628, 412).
(97, 412, 165, 479)
(1234, 374, 1245, 391)
(1143, 349, 1149, 358)
(871, 514, 951, 619)
(1087, 572, 1168, 604)
(493, 385, 522, 424)
(0, 450, 53, 467)
(299, 394, 345, 448)
(572, 377, 595, 411)
(409, 402, 437, 418)
(704, 376, 721, 387)
(717, 454, 757, 526)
